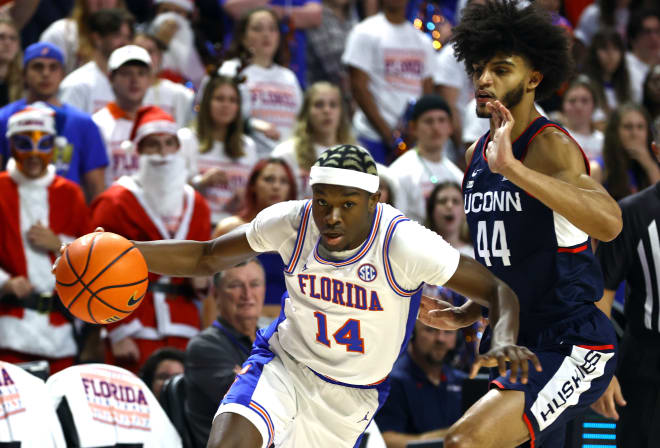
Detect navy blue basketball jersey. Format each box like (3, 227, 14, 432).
(463, 116, 604, 343)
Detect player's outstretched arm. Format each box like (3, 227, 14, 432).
(133, 224, 258, 277)
(444, 255, 542, 383)
(485, 100, 622, 242)
(54, 225, 260, 279)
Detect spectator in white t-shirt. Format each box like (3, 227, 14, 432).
(389, 95, 462, 224)
(39, 0, 127, 75)
(342, 0, 436, 164)
(574, 0, 630, 48)
(272, 81, 355, 199)
(218, 7, 303, 158)
(433, 0, 486, 159)
(559, 76, 605, 181)
(187, 75, 258, 225)
(625, 9, 660, 104)
(92, 45, 152, 186)
(134, 32, 194, 128)
(59, 8, 134, 114)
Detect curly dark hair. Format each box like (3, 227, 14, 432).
(451, 0, 572, 100)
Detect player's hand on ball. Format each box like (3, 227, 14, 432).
(591, 375, 626, 420)
(51, 227, 105, 274)
(111, 337, 140, 363)
(470, 343, 542, 384)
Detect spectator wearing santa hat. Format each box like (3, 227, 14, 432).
(0, 105, 92, 373)
(91, 104, 211, 373)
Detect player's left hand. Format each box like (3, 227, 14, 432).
(418, 295, 481, 330)
(51, 227, 105, 274)
(485, 100, 520, 176)
(470, 343, 542, 384)
(591, 375, 626, 420)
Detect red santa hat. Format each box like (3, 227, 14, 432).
(154, 0, 193, 12)
(126, 106, 179, 152)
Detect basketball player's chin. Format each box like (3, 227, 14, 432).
(475, 107, 492, 119)
(321, 234, 346, 251)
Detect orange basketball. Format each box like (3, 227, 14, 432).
(55, 232, 149, 324)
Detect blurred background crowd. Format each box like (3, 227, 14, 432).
(0, 0, 659, 446)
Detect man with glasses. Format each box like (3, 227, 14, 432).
(0, 105, 92, 373)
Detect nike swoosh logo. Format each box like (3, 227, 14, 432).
(127, 293, 142, 306)
(472, 169, 480, 177)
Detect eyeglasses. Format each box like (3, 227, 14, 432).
(10, 134, 55, 152)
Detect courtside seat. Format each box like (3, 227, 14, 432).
(46, 363, 182, 448)
(0, 361, 66, 447)
(159, 374, 194, 448)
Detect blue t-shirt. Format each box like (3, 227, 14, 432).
(0, 100, 109, 185)
(375, 351, 465, 434)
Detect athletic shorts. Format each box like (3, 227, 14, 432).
(489, 306, 617, 448)
(214, 317, 390, 448)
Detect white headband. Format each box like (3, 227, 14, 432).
(309, 166, 379, 193)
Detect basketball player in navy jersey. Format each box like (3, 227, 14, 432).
(441, 2, 624, 448)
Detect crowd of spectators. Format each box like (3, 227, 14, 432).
(0, 0, 659, 446)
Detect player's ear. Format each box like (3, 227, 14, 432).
(528, 70, 543, 90)
(368, 191, 380, 211)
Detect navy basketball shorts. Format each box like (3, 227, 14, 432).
(489, 306, 617, 448)
(214, 317, 390, 448)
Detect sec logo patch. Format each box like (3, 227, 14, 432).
(358, 263, 377, 282)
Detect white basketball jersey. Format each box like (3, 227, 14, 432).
(246, 200, 459, 385)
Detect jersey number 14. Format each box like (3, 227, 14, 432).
(314, 312, 365, 353)
(477, 220, 511, 266)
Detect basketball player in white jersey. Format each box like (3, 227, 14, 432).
(58, 144, 539, 447)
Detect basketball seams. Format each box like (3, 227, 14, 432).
(58, 233, 98, 287)
(87, 291, 99, 323)
(62, 243, 140, 316)
(92, 278, 149, 314)
(55, 233, 149, 324)
(62, 239, 96, 310)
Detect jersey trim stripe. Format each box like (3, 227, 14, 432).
(577, 344, 615, 351)
(313, 204, 383, 267)
(284, 200, 312, 274)
(382, 215, 423, 297)
(522, 413, 537, 448)
(521, 123, 591, 175)
(309, 367, 388, 388)
(557, 244, 588, 253)
(248, 400, 274, 447)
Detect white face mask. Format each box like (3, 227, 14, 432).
(135, 152, 188, 219)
